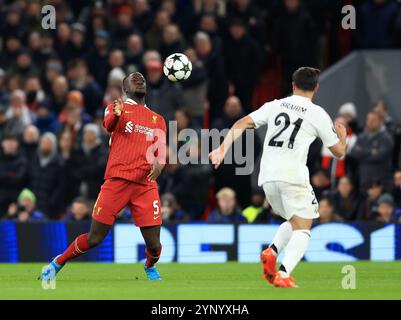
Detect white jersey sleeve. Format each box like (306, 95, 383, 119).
(249, 101, 274, 128)
(315, 109, 340, 147)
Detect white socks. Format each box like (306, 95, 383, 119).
(270, 221, 293, 254)
(280, 229, 311, 275)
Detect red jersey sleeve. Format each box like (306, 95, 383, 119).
(103, 104, 120, 133)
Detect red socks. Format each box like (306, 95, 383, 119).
(56, 234, 161, 268)
(56, 233, 91, 266)
(145, 244, 162, 267)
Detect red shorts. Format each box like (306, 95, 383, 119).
(92, 178, 162, 226)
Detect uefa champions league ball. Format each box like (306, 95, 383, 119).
(163, 53, 192, 82)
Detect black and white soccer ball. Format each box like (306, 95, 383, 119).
(163, 53, 192, 82)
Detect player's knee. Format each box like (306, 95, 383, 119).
(147, 243, 161, 255)
(87, 233, 105, 247)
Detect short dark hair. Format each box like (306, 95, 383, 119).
(73, 197, 88, 206)
(292, 67, 320, 91)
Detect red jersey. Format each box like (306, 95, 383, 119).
(103, 98, 167, 185)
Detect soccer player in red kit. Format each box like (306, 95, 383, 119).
(40, 72, 167, 281)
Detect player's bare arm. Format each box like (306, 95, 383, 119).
(147, 162, 163, 182)
(209, 115, 255, 169)
(329, 119, 347, 159)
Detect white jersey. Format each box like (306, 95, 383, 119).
(249, 95, 339, 186)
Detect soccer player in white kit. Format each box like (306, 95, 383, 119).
(209, 67, 347, 288)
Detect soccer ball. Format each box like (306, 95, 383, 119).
(163, 53, 192, 82)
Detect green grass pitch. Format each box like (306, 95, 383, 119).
(1, 261, 400, 300)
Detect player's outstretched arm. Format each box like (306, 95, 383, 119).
(209, 115, 255, 169)
(103, 98, 124, 133)
(329, 120, 347, 159)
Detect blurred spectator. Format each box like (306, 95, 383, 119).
(373, 101, 401, 170)
(272, 0, 318, 95)
(195, 31, 228, 121)
(145, 59, 185, 122)
(9, 49, 39, 78)
(349, 111, 394, 190)
(6, 188, 45, 222)
(71, 124, 108, 201)
(0, 134, 27, 216)
(0, 68, 7, 105)
(208, 187, 246, 223)
(70, 23, 88, 60)
(133, 0, 153, 32)
(0, 35, 22, 68)
(329, 176, 363, 221)
(243, 189, 265, 223)
(0, 105, 23, 140)
(43, 59, 63, 93)
(376, 193, 401, 223)
(108, 49, 125, 71)
(58, 129, 79, 207)
(21, 125, 40, 160)
(253, 198, 279, 223)
(48, 75, 69, 114)
(212, 96, 260, 207)
(392, 170, 401, 208)
(40, 34, 57, 67)
(321, 116, 357, 184)
(161, 193, 189, 223)
(357, 0, 399, 49)
(104, 83, 124, 107)
(199, 13, 222, 47)
(318, 197, 343, 224)
(27, 133, 65, 218)
(24, 2, 42, 31)
(227, 0, 267, 46)
(85, 30, 110, 88)
(145, 9, 171, 50)
(338, 102, 361, 134)
(160, 24, 186, 59)
(223, 18, 262, 112)
(170, 109, 199, 150)
(34, 104, 60, 134)
(110, 5, 138, 50)
(125, 34, 144, 73)
(62, 197, 91, 222)
(58, 90, 92, 141)
(6, 89, 34, 128)
(167, 140, 212, 219)
(1, 7, 27, 50)
(55, 22, 73, 65)
(181, 47, 208, 126)
(311, 169, 331, 199)
(359, 179, 384, 220)
(24, 75, 46, 111)
(67, 59, 103, 117)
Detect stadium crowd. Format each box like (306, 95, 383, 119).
(0, 0, 401, 224)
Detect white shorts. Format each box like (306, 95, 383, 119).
(262, 181, 319, 221)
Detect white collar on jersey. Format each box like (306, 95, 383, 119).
(125, 98, 148, 108)
(292, 94, 311, 101)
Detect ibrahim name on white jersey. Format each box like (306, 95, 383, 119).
(249, 95, 339, 187)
